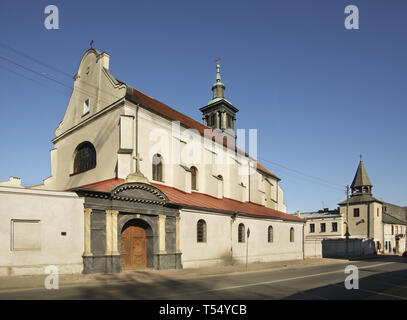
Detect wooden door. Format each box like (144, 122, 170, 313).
(121, 225, 147, 270)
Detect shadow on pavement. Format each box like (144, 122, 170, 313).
(283, 266, 407, 300)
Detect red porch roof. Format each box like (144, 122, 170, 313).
(72, 178, 304, 223)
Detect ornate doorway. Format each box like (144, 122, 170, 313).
(121, 223, 147, 270)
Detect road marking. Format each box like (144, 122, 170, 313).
(186, 262, 399, 295)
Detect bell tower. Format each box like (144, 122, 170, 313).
(351, 156, 373, 197)
(200, 59, 239, 141)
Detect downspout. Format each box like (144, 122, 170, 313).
(302, 222, 305, 260)
(136, 105, 139, 156)
(367, 203, 370, 238)
(230, 212, 237, 263)
(248, 161, 251, 203)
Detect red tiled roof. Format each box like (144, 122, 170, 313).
(72, 178, 304, 223)
(126, 87, 278, 180)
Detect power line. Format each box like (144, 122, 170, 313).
(0, 64, 71, 97)
(0, 41, 72, 78)
(0, 42, 124, 102)
(0, 53, 122, 107)
(0, 43, 348, 195)
(258, 156, 345, 190)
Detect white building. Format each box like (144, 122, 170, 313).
(0, 48, 305, 274)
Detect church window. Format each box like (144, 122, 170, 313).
(210, 113, 216, 126)
(226, 114, 232, 129)
(83, 98, 90, 115)
(353, 208, 360, 217)
(268, 226, 273, 243)
(197, 219, 207, 243)
(73, 142, 96, 174)
(152, 154, 163, 182)
(191, 166, 198, 191)
(290, 227, 294, 242)
(238, 223, 245, 243)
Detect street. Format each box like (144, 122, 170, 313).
(0, 256, 406, 300)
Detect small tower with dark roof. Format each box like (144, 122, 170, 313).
(200, 59, 239, 141)
(351, 159, 373, 196)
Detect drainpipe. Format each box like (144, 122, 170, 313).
(302, 223, 305, 260)
(248, 161, 251, 203)
(230, 212, 237, 263)
(136, 105, 139, 156)
(367, 203, 370, 239)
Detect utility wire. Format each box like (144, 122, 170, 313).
(0, 53, 122, 107)
(258, 156, 345, 190)
(0, 42, 124, 102)
(0, 43, 348, 194)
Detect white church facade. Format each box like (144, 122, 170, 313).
(0, 48, 304, 275)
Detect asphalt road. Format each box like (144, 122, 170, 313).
(1, 257, 406, 300)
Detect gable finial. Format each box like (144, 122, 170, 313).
(90, 40, 94, 49)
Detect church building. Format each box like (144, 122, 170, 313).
(0, 48, 305, 275)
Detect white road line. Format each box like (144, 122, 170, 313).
(192, 262, 399, 294)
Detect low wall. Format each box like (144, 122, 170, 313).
(304, 239, 322, 258)
(0, 187, 85, 276)
(322, 238, 376, 259)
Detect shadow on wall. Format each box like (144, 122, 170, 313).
(322, 238, 377, 259)
(219, 251, 239, 266)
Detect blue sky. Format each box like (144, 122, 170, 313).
(0, 0, 406, 212)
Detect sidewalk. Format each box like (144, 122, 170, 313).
(0, 258, 349, 292)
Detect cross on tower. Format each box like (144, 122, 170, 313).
(360, 154, 363, 161)
(216, 57, 221, 64)
(133, 153, 143, 173)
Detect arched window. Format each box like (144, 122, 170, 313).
(290, 227, 294, 243)
(152, 154, 163, 182)
(238, 223, 245, 243)
(197, 219, 207, 243)
(191, 166, 198, 191)
(73, 142, 96, 174)
(268, 226, 273, 243)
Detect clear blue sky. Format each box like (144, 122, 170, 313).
(0, 0, 406, 213)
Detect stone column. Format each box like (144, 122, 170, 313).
(105, 210, 120, 256)
(158, 214, 167, 254)
(176, 216, 181, 253)
(111, 210, 119, 255)
(105, 210, 112, 255)
(83, 208, 93, 256)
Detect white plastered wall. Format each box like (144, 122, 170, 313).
(180, 209, 304, 268)
(0, 187, 84, 276)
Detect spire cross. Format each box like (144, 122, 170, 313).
(360, 154, 363, 161)
(133, 153, 143, 173)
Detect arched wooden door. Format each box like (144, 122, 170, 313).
(121, 225, 147, 270)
